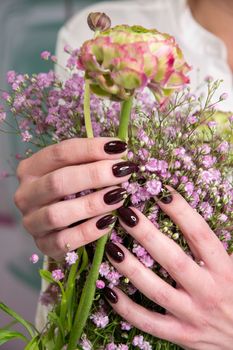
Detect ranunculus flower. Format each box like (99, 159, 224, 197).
(78, 25, 191, 102)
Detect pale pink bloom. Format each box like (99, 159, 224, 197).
(29, 253, 39, 264)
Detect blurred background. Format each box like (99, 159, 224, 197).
(0, 0, 104, 348)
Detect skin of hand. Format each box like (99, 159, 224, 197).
(105, 187, 233, 350)
(14, 137, 136, 260)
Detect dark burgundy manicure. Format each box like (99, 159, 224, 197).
(104, 188, 127, 205)
(158, 187, 173, 204)
(104, 140, 127, 154)
(103, 287, 118, 304)
(96, 215, 117, 230)
(105, 242, 125, 262)
(117, 207, 139, 227)
(112, 161, 138, 177)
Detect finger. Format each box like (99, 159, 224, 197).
(35, 213, 116, 260)
(104, 287, 191, 346)
(157, 186, 231, 272)
(16, 137, 127, 179)
(105, 242, 193, 319)
(117, 207, 206, 294)
(17, 160, 137, 212)
(23, 186, 126, 237)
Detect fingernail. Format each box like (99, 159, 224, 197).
(96, 215, 117, 230)
(112, 161, 138, 177)
(104, 188, 127, 205)
(158, 187, 173, 204)
(105, 242, 125, 262)
(117, 207, 139, 227)
(103, 287, 118, 304)
(104, 140, 127, 154)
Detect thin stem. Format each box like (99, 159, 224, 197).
(84, 79, 94, 138)
(67, 234, 109, 350)
(118, 97, 133, 141)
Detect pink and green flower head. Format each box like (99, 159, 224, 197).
(78, 21, 191, 102)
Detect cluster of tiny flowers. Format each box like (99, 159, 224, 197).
(65, 251, 79, 265)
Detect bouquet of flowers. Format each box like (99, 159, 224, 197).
(0, 12, 232, 350)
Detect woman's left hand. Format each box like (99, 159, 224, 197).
(104, 187, 233, 350)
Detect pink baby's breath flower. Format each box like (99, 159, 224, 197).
(220, 92, 228, 100)
(90, 310, 109, 328)
(52, 269, 64, 281)
(229, 115, 233, 123)
(96, 280, 105, 289)
(146, 179, 162, 196)
(0, 111, 6, 123)
(21, 130, 32, 142)
(99, 262, 111, 277)
(120, 321, 132, 331)
(65, 251, 78, 265)
(40, 51, 51, 60)
(7, 70, 16, 84)
(208, 120, 217, 128)
(117, 345, 129, 350)
(217, 141, 229, 154)
(29, 253, 39, 264)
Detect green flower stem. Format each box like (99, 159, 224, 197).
(118, 97, 133, 141)
(84, 79, 94, 138)
(67, 234, 109, 350)
(67, 85, 133, 350)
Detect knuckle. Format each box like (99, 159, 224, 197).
(50, 142, 67, 164)
(88, 164, 102, 186)
(141, 320, 155, 335)
(126, 262, 140, 281)
(44, 206, 60, 228)
(14, 189, 24, 211)
(77, 223, 92, 245)
(168, 253, 187, 276)
(16, 159, 27, 181)
(84, 195, 99, 216)
(46, 172, 64, 196)
(150, 288, 170, 307)
(86, 139, 100, 158)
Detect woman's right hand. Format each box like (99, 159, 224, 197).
(14, 138, 136, 260)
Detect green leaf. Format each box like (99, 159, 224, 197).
(39, 269, 54, 284)
(0, 329, 27, 345)
(0, 302, 35, 337)
(24, 335, 40, 350)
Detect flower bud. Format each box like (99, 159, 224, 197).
(87, 12, 111, 32)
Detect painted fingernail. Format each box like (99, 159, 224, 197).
(96, 215, 116, 230)
(105, 242, 125, 262)
(117, 207, 139, 227)
(112, 161, 138, 177)
(158, 187, 173, 204)
(103, 287, 118, 304)
(104, 140, 127, 154)
(104, 188, 127, 205)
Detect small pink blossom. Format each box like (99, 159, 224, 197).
(65, 251, 79, 265)
(96, 280, 105, 289)
(90, 310, 109, 328)
(120, 321, 132, 331)
(52, 269, 64, 281)
(40, 51, 51, 60)
(29, 253, 39, 264)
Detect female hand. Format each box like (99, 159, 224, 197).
(104, 187, 233, 350)
(14, 137, 137, 260)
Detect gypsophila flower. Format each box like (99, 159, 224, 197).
(65, 251, 78, 265)
(90, 310, 109, 328)
(120, 321, 132, 331)
(106, 343, 117, 350)
(96, 280, 106, 289)
(52, 269, 64, 281)
(40, 51, 51, 60)
(29, 253, 39, 264)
